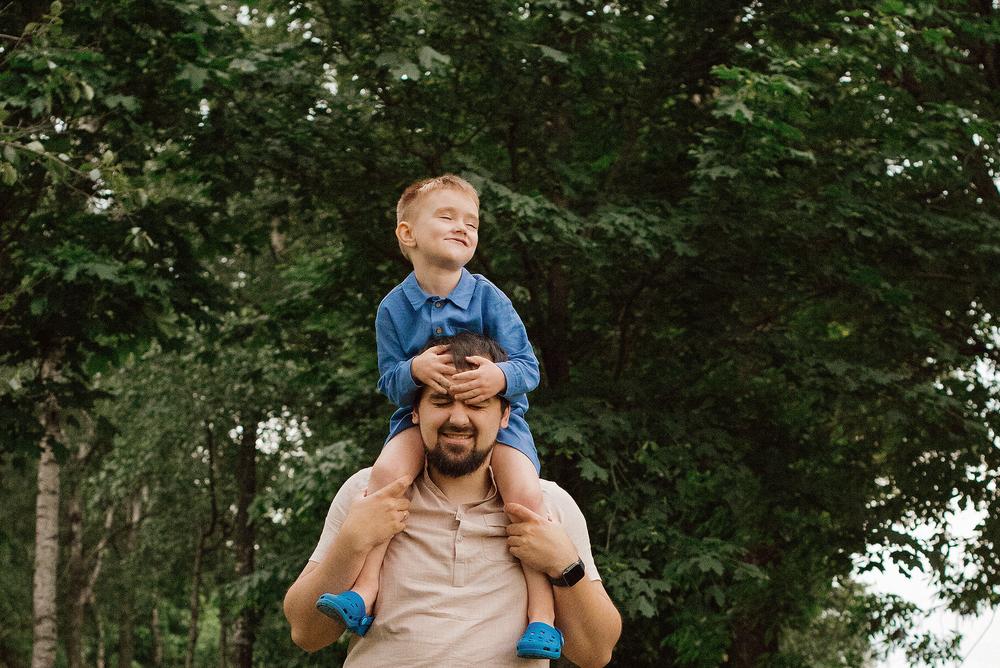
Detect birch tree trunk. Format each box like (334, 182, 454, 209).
(31, 347, 65, 668)
(232, 416, 259, 668)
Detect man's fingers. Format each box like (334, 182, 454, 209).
(375, 476, 411, 497)
(505, 502, 544, 522)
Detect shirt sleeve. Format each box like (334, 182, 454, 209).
(376, 301, 421, 407)
(542, 482, 601, 582)
(308, 470, 372, 563)
(482, 284, 540, 400)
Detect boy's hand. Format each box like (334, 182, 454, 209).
(449, 356, 507, 404)
(410, 345, 455, 394)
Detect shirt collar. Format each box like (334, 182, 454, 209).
(400, 269, 476, 311)
(418, 464, 499, 506)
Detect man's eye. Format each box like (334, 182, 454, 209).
(440, 215, 452, 221)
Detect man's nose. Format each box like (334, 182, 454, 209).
(448, 403, 470, 425)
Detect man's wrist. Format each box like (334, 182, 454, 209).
(548, 556, 586, 587)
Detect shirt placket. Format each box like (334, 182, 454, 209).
(430, 298, 445, 336)
(452, 506, 478, 587)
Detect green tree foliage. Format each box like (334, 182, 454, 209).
(2, 1, 999, 666)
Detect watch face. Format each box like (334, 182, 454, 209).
(563, 559, 585, 586)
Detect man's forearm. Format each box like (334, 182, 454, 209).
(554, 580, 622, 668)
(283, 537, 370, 652)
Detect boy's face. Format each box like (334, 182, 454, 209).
(398, 188, 479, 270)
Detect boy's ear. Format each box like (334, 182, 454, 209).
(396, 221, 417, 249)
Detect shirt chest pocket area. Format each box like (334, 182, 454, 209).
(480, 512, 517, 563)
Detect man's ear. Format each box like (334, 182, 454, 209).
(499, 404, 510, 429)
(396, 220, 417, 250)
(411, 406, 420, 424)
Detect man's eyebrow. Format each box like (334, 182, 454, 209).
(428, 391, 452, 401)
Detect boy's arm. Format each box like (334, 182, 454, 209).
(283, 474, 410, 652)
(375, 304, 421, 407)
(505, 493, 622, 668)
(483, 285, 541, 399)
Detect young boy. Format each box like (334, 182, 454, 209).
(316, 175, 562, 659)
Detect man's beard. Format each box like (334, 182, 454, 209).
(425, 423, 495, 477)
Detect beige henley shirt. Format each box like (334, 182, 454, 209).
(309, 467, 601, 667)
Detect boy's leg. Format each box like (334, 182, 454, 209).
(491, 444, 555, 627)
(350, 427, 424, 613)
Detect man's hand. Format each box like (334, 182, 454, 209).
(449, 356, 507, 403)
(504, 502, 580, 578)
(410, 345, 455, 394)
(339, 476, 411, 555)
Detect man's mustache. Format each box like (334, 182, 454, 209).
(439, 422, 476, 437)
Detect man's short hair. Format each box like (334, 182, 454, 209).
(395, 174, 480, 260)
(418, 332, 510, 409)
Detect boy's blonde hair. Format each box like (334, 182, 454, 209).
(395, 174, 480, 260)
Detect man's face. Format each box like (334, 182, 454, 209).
(412, 385, 510, 477)
(401, 188, 480, 270)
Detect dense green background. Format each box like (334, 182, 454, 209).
(3, 1, 1000, 666)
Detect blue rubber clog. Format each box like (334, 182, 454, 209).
(516, 621, 563, 659)
(316, 591, 374, 637)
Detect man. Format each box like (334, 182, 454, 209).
(284, 333, 621, 667)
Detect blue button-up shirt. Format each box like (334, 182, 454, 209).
(376, 269, 540, 471)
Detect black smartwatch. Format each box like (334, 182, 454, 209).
(548, 557, 586, 587)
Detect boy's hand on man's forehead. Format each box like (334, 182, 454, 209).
(411, 344, 456, 394)
(450, 356, 507, 404)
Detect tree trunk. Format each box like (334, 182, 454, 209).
(184, 531, 206, 668)
(66, 413, 97, 668)
(94, 601, 106, 668)
(117, 491, 145, 668)
(729, 616, 779, 668)
(151, 599, 164, 667)
(66, 481, 85, 668)
(232, 417, 259, 668)
(542, 262, 571, 387)
(188, 421, 220, 668)
(31, 349, 65, 668)
(217, 591, 229, 668)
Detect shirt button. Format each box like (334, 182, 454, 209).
(456, 535, 463, 543)
(435, 327, 443, 334)
(434, 301, 443, 308)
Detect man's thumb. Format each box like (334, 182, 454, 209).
(374, 476, 411, 497)
(505, 502, 539, 521)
